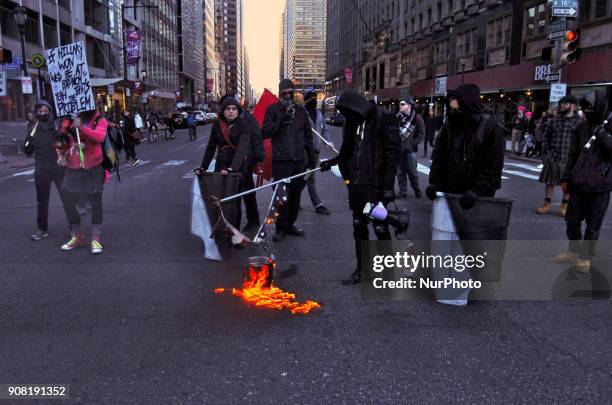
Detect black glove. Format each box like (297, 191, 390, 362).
(459, 190, 479, 210)
(319, 158, 336, 172)
(193, 167, 205, 176)
(381, 190, 395, 205)
(425, 185, 438, 201)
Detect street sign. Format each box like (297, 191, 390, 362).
(108, 84, 114, 95)
(546, 73, 561, 82)
(435, 76, 447, 94)
(548, 30, 566, 40)
(549, 19, 568, 32)
(31, 54, 45, 68)
(552, 0, 578, 17)
(1, 56, 20, 71)
(549, 83, 567, 102)
(0, 71, 6, 96)
(126, 88, 131, 97)
(21, 77, 33, 94)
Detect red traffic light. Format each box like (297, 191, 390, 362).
(566, 30, 578, 42)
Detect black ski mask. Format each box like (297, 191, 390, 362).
(579, 90, 608, 126)
(36, 113, 50, 122)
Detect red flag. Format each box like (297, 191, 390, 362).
(252, 89, 278, 181)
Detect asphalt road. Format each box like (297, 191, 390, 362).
(1, 124, 611, 404)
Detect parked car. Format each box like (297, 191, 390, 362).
(326, 111, 345, 126)
(193, 110, 206, 125)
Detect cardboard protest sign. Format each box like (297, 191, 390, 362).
(45, 42, 95, 117)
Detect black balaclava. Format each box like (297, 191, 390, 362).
(446, 84, 482, 128)
(580, 90, 608, 126)
(34, 100, 54, 126)
(279, 79, 295, 105)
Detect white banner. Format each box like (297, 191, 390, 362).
(45, 41, 95, 116)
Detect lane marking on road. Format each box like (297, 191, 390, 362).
(162, 160, 188, 166)
(12, 169, 34, 177)
(502, 169, 539, 180)
(505, 162, 541, 173)
(417, 163, 430, 176)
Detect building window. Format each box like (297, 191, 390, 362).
(580, 0, 610, 21)
(525, 2, 548, 37)
(390, 56, 398, 78)
(433, 40, 449, 64)
(487, 15, 511, 49)
(456, 28, 477, 57)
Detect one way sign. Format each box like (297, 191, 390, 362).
(552, 0, 579, 17)
(0, 71, 6, 97)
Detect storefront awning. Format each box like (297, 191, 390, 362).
(145, 89, 175, 100)
(90, 77, 123, 87)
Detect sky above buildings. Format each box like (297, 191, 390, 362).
(243, 0, 285, 97)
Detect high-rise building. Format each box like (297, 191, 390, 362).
(215, 0, 245, 99)
(178, 0, 205, 107)
(283, 0, 327, 92)
(279, 9, 285, 80)
(204, 0, 221, 103)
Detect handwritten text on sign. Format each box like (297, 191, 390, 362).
(45, 42, 95, 116)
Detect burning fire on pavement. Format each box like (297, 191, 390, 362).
(214, 257, 321, 315)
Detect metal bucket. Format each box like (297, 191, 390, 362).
(245, 256, 276, 288)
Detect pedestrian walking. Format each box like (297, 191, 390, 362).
(57, 109, 108, 254)
(134, 112, 144, 135)
(536, 95, 581, 217)
(427, 84, 505, 206)
(23, 99, 70, 241)
(121, 110, 141, 166)
(533, 111, 549, 158)
(555, 90, 612, 272)
(147, 111, 159, 143)
(262, 79, 317, 243)
(519, 111, 536, 157)
(320, 88, 401, 286)
(423, 108, 439, 158)
(396, 97, 425, 198)
(511, 106, 527, 155)
(164, 112, 175, 140)
(196, 96, 250, 247)
(25, 110, 36, 133)
(304, 91, 331, 215)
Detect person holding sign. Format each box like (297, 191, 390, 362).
(23, 100, 71, 241)
(56, 110, 108, 254)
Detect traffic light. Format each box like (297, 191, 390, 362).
(0, 48, 13, 65)
(560, 29, 581, 65)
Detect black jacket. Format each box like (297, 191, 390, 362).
(562, 121, 612, 193)
(23, 118, 63, 173)
(122, 115, 139, 146)
(201, 117, 250, 173)
(262, 102, 317, 168)
(326, 89, 401, 198)
(243, 110, 264, 165)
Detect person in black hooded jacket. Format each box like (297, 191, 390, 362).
(555, 90, 612, 272)
(262, 79, 317, 242)
(427, 84, 505, 208)
(320, 89, 402, 286)
(23, 99, 70, 241)
(197, 97, 251, 238)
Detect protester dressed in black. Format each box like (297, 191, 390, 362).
(23, 99, 70, 241)
(320, 89, 401, 286)
(427, 84, 505, 206)
(262, 79, 317, 242)
(198, 97, 251, 240)
(556, 90, 612, 271)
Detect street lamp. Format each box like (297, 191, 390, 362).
(140, 69, 147, 114)
(13, 6, 28, 77)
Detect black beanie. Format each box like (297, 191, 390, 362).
(221, 97, 242, 117)
(279, 79, 294, 93)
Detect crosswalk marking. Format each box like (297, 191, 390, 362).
(162, 160, 188, 166)
(502, 169, 540, 180)
(12, 169, 34, 177)
(505, 162, 542, 173)
(418, 160, 540, 182)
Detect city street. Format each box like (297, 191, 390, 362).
(1, 124, 611, 403)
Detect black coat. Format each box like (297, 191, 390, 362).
(262, 102, 317, 168)
(122, 116, 139, 146)
(23, 119, 64, 173)
(429, 115, 505, 197)
(562, 121, 612, 193)
(243, 110, 264, 165)
(201, 118, 250, 173)
(326, 89, 401, 198)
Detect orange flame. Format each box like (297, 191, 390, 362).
(215, 265, 321, 315)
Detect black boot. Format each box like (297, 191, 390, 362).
(342, 269, 361, 286)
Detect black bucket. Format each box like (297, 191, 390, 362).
(245, 256, 276, 288)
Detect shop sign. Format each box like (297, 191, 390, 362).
(534, 64, 555, 82)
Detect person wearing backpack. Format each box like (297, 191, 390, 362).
(56, 109, 108, 254)
(556, 90, 612, 272)
(427, 84, 505, 205)
(187, 112, 196, 141)
(23, 99, 71, 241)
